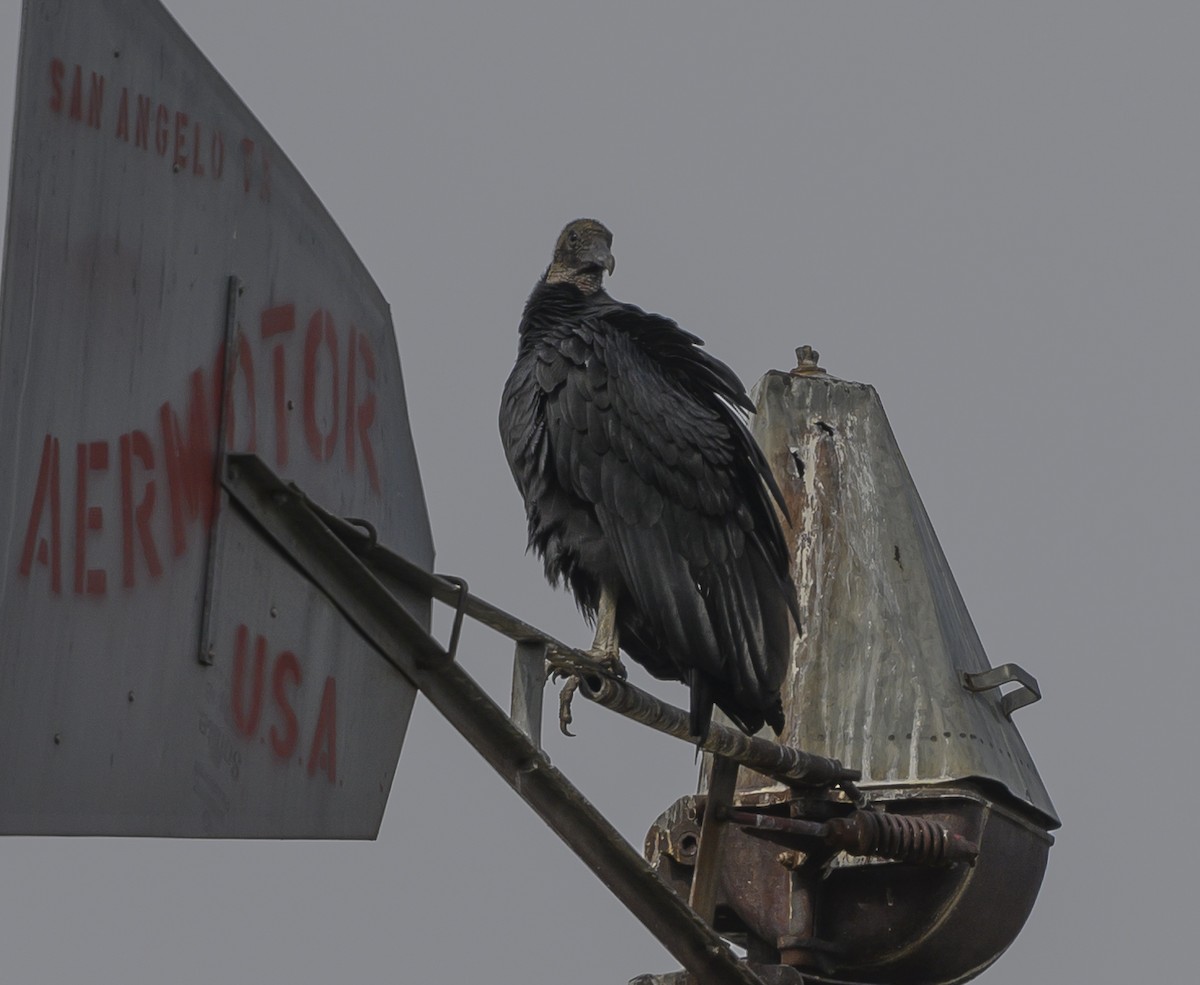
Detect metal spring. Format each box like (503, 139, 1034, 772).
(827, 810, 978, 866)
(866, 811, 946, 864)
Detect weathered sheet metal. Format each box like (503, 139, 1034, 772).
(0, 0, 432, 836)
(745, 364, 1058, 828)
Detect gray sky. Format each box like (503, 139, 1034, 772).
(1, 1, 1196, 982)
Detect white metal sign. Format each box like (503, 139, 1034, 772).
(0, 0, 433, 836)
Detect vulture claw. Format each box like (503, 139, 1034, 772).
(606, 654, 628, 681)
(583, 647, 627, 681)
(558, 675, 581, 737)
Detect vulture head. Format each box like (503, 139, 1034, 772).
(544, 218, 616, 295)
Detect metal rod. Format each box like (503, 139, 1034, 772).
(222, 455, 765, 985)
(576, 674, 859, 788)
(196, 275, 242, 666)
(723, 810, 826, 839)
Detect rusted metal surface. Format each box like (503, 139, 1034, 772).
(0, 0, 432, 836)
(742, 363, 1058, 829)
(221, 454, 766, 985)
(645, 785, 1051, 985)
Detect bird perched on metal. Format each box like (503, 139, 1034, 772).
(499, 219, 800, 739)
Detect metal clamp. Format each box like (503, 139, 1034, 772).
(962, 663, 1041, 718)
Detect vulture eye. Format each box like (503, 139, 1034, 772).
(567, 230, 579, 246)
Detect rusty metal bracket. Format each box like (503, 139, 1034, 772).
(962, 663, 1042, 718)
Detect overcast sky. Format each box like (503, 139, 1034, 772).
(1, 1, 1196, 982)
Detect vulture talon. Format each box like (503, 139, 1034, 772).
(584, 649, 627, 681)
(558, 675, 582, 737)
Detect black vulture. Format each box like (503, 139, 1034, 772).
(499, 219, 800, 739)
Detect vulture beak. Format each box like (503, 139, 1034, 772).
(583, 241, 616, 277)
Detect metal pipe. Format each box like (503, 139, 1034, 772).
(722, 810, 826, 840)
(576, 674, 859, 788)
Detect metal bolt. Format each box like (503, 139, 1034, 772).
(127, 691, 135, 702)
(791, 345, 824, 376)
(269, 605, 278, 618)
(53, 733, 62, 745)
(777, 849, 805, 870)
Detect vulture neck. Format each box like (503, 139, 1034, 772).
(543, 263, 606, 297)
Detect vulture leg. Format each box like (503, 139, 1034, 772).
(555, 584, 628, 736)
(585, 583, 627, 680)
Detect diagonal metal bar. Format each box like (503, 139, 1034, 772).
(689, 754, 740, 924)
(510, 640, 547, 747)
(221, 454, 764, 985)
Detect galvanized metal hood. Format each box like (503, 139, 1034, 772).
(749, 364, 1058, 830)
